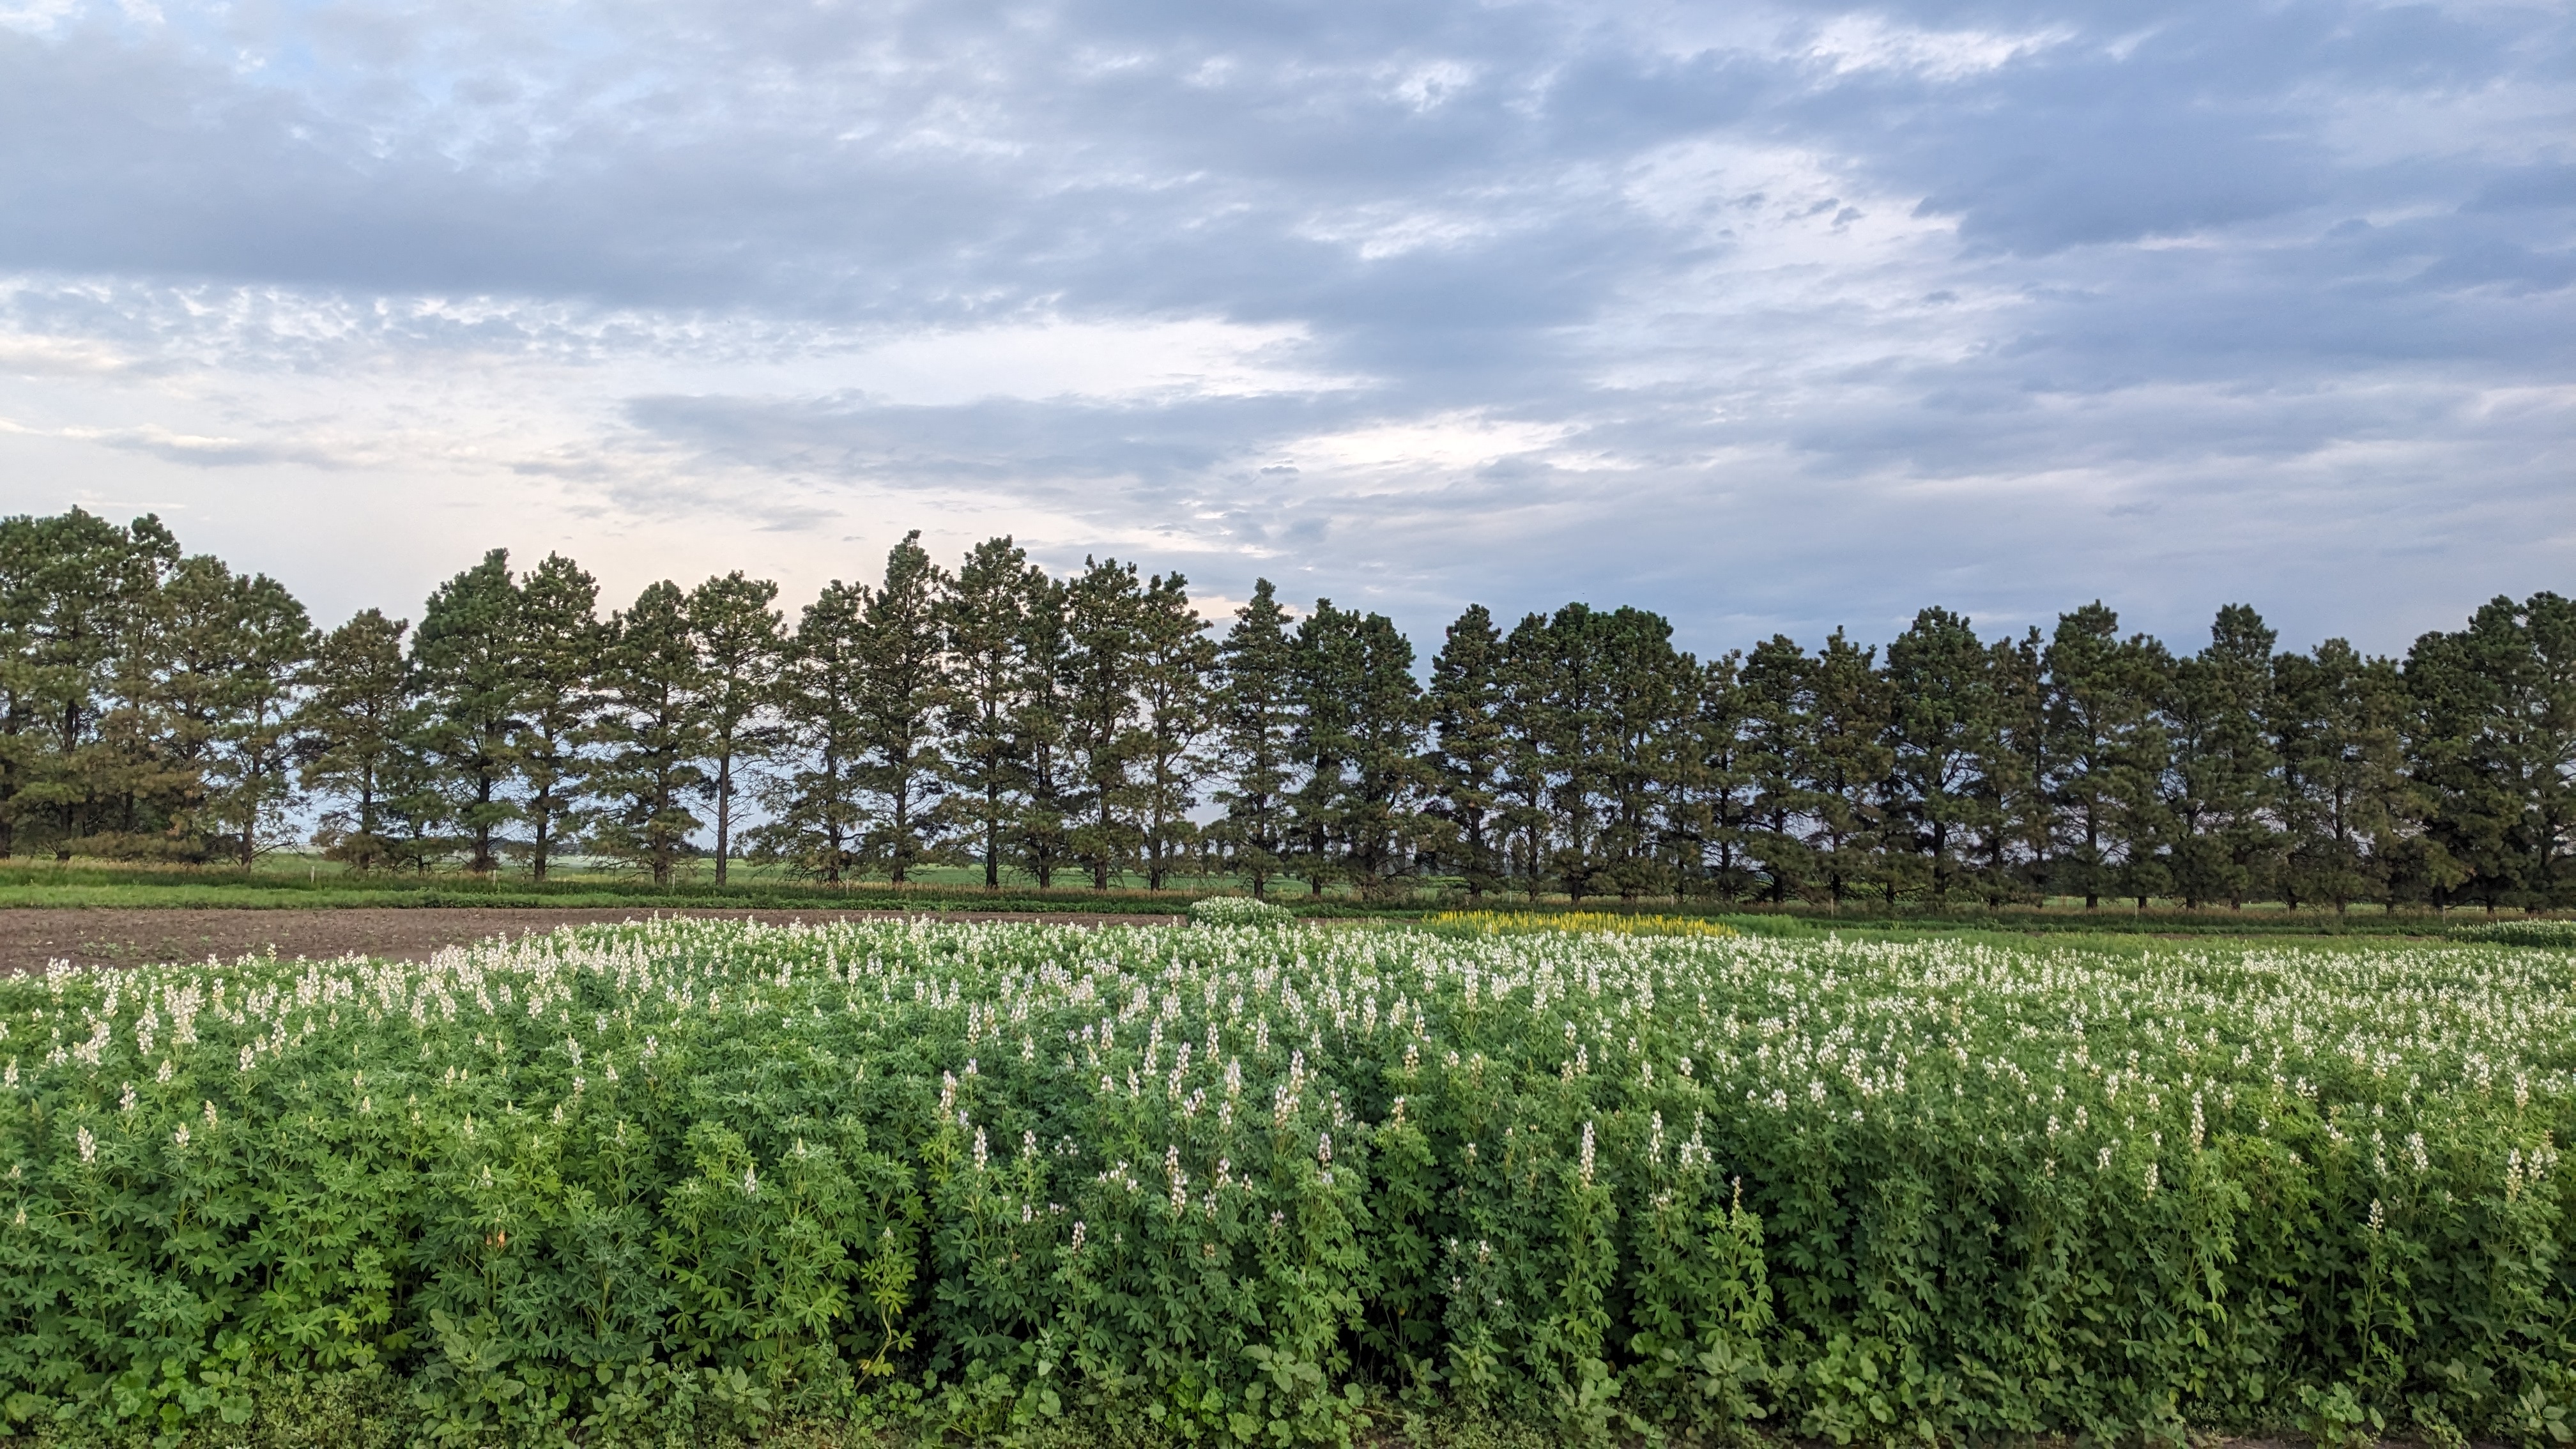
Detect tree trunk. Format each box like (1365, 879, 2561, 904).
(714, 751, 733, 885)
(985, 784, 1000, 888)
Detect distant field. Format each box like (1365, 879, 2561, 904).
(0, 857, 2518, 939)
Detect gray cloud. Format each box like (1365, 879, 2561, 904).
(0, 0, 2564, 659)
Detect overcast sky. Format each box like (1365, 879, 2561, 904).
(0, 0, 2567, 661)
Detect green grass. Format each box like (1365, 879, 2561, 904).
(0, 858, 2538, 941)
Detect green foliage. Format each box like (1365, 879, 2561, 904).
(589, 581, 709, 887)
(3, 922, 2572, 1445)
(2448, 919, 2576, 947)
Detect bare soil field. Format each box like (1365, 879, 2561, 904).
(0, 907, 1176, 974)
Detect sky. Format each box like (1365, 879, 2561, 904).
(0, 0, 2568, 664)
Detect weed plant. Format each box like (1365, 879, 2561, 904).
(0, 921, 2571, 1446)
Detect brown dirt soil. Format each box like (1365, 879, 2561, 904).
(0, 907, 1181, 974)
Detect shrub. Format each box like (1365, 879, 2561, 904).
(1187, 895, 1296, 928)
(2450, 919, 2576, 948)
(1, 924, 2571, 1445)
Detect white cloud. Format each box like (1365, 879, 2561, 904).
(0, 0, 2563, 656)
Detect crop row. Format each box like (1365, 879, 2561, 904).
(1, 920, 2571, 1446)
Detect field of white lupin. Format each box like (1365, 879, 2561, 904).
(1, 918, 2569, 1445)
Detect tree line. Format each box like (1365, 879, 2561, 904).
(3, 507, 2569, 909)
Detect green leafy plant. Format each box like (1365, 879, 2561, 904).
(2450, 919, 2576, 948)
(1, 923, 2570, 1445)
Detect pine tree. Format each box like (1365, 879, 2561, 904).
(298, 610, 413, 871)
(1738, 635, 1812, 903)
(1011, 574, 1079, 888)
(2272, 639, 2412, 910)
(511, 555, 601, 882)
(1289, 599, 1365, 896)
(848, 534, 949, 883)
(1883, 606, 1998, 903)
(3, 510, 179, 856)
(591, 581, 705, 886)
(1686, 652, 1761, 901)
(2164, 604, 2280, 907)
(183, 561, 314, 866)
(1593, 607, 1693, 900)
(2400, 594, 2576, 910)
(688, 571, 786, 885)
(755, 580, 868, 884)
(1211, 580, 1299, 898)
(940, 537, 1040, 888)
(412, 549, 521, 874)
(141, 556, 237, 855)
(1800, 629, 1891, 905)
(1493, 613, 1558, 899)
(1980, 628, 2053, 904)
(1425, 604, 1506, 898)
(1342, 610, 1430, 897)
(2043, 603, 2169, 910)
(1133, 571, 1214, 890)
(1064, 558, 1147, 889)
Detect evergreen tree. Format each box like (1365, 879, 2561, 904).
(1341, 610, 1430, 896)
(688, 571, 786, 884)
(2272, 639, 2412, 911)
(1133, 571, 1214, 890)
(511, 555, 600, 882)
(132, 555, 233, 855)
(298, 610, 413, 871)
(175, 560, 314, 866)
(2400, 594, 2576, 909)
(2164, 605, 2280, 907)
(1682, 652, 1760, 901)
(1979, 628, 2053, 904)
(1289, 600, 1366, 896)
(1211, 580, 1299, 898)
(1425, 604, 1506, 898)
(1799, 629, 1891, 904)
(2042, 603, 2169, 909)
(1494, 613, 1556, 900)
(852, 534, 949, 883)
(755, 580, 869, 884)
(1738, 634, 1812, 903)
(412, 549, 521, 873)
(940, 537, 1040, 888)
(1529, 605, 1614, 899)
(1883, 606, 1998, 902)
(591, 581, 705, 885)
(1064, 558, 1146, 889)
(1011, 574, 1080, 888)
(1593, 607, 1693, 899)
(3, 510, 179, 855)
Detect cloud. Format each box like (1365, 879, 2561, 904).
(0, 0, 2563, 659)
